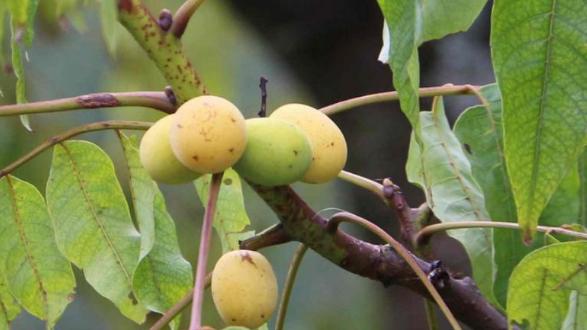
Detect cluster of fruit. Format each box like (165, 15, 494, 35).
(139, 95, 347, 186)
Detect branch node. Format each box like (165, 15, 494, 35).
(164, 86, 178, 107)
(428, 260, 450, 289)
(239, 223, 292, 250)
(158, 9, 173, 31)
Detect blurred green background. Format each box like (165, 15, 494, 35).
(0, 1, 494, 329)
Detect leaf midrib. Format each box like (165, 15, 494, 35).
(60, 144, 134, 286)
(5, 177, 49, 318)
(528, 0, 558, 219)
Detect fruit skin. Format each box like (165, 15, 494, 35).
(271, 103, 347, 183)
(212, 250, 278, 329)
(233, 118, 312, 186)
(139, 115, 201, 184)
(169, 95, 247, 173)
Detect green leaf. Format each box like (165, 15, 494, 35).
(454, 84, 525, 306)
(541, 160, 580, 228)
(195, 169, 253, 252)
(7, 0, 39, 132)
(420, 0, 487, 42)
(507, 241, 587, 329)
(0, 176, 75, 328)
(563, 291, 587, 330)
(99, 0, 119, 55)
(406, 97, 496, 305)
(46, 140, 146, 323)
(0, 276, 20, 330)
(491, 0, 587, 241)
(580, 149, 587, 226)
(118, 133, 192, 329)
(377, 0, 487, 130)
(376, 1, 420, 129)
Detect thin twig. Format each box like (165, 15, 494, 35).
(275, 244, 308, 330)
(239, 224, 291, 251)
(415, 221, 587, 245)
(319, 84, 481, 116)
(189, 172, 224, 330)
(337, 170, 385, 202)
(150, 273, 212, 330)
(170, 0, 207, 38)
(0, 92, 174, 116)
(327, 212, 462, 330)
(0, 120, 152, 178)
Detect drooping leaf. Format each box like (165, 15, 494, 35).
(376, 1, 420, 129)
(7, 0, 39, 132)
(99, 0, 119, 55)
(376, 0, 487, 130)
(507, 241, 587, 329)
(118, 133, 192, 329)
(491, 0, 587, 241)
(454, 84, 524, 306)
(580, 149, 587, 226)
(45, 140, 146, 323)
(420, 0, 487, 42)
(563, 291, 587, 330)
(406, 97, 496, 305)
(0, 275, 20, 330)
(0, 176, 75, 328)
(195, 169, 254, 252)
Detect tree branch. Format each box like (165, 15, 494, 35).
(0, 91, 174, 116)
(249, 184, 509, 330)
(170, 0, 207, 38)
(118, 0, 206, 102)
(0, 120, 152, 178)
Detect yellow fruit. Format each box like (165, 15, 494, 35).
(139, 115, 201, 184)
(212, 250, 278, 328)
(169, 96, 247, 173)
(271, 104, 347, 183)
(233, 118, 312, 186)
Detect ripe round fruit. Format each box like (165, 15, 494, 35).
(139, 115, 201, 184)
(233, 118, 312, 186)
(169, 95, 247, 173)
(271, 103, 347, 183)
(212, 250, 278, 329)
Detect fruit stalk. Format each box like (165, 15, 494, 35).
(189, 172, 224, 330)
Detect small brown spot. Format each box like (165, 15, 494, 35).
(232, 318, 237, 322)
(330, 142, 335, 146)
(240, 251, 256, 266)
(223, 178, 233, 185)
(177, 124, 183, 128)
(288, 164, 293, 169)
(192, 155, 199, 161)
(230, 117, 236, 123)
(293, 150, 298, 156)
(228, 147, 235, 153)
(260, 314, 265, 319)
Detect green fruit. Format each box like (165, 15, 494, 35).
(271, 103, 347, 183)
(139, 115, 201, 184)
(169, 95, 247, 174)
(234, 118, 312, 186)
(212, 250, 278, 329)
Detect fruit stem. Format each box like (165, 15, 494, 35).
(170, 0, 207, 38)
(337, 170, 385, 203)
(275, 243, 308, 330)
(319, 84, 481, 116)
(415, 221, 587, 245)
(0, 121, 152, 179)
(189, 172, 224, 330)
(327, 211, 462, 330)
